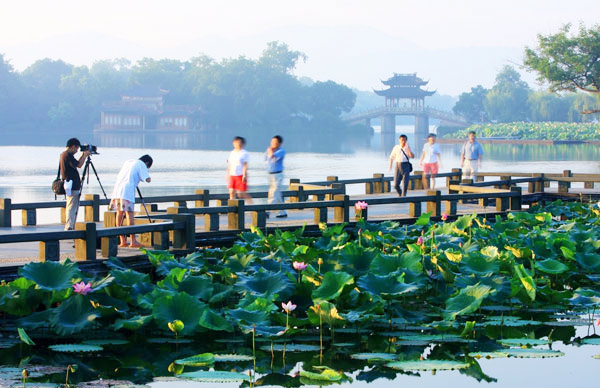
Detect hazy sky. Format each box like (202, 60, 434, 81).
(1, 0, 597, 95)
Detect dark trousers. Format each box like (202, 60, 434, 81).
(394, 162, 411, 196)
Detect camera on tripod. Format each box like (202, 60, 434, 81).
(80, 144, 99, 155)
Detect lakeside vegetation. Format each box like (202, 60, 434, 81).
(446, 122, 600, 141)
(1, 201, 600, 384)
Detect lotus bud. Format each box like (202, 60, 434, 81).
(168, 320, 184, 334)
(22, 369, 29, 378)
(417, 236, 424, 245)
(168, 361, 184, 375)
(441, 213, 448, 221)
(317, 258, 323, 265)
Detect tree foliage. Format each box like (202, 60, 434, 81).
(452, 85, 488, 123)
(484, 66, 531, 122)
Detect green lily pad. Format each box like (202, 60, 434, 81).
(260, 343, 320, 352)
(444, 284, 493, 320)
(51, 294, 100, 335)
(152, 292, 205, 335)
(386, 360, 469, 371)
(299, 368, 343, 381)
(535, 259, 569, 274)
(18, 327, 35, 345)
(499, 338, 551, 346)
(350, 353, 397, 361)
(333, 342, 357, 347)
(461, 252, 499, 275)
(175, 353, 215, 366)
(238, 269, 293, 299)
(178, 371, 251, 382)
(504, 348, 565, 358)
(18, 260, 80, 291)
(577, 253, 600, 272)
(468, 351, 509, 359)
(581, 338, 600, 345)
(214, 354, 255, 362)
(82, 339, 128, 346)
(312, 271, 354, 302)
(49, 343, 103, 352)
(357, 273, 420, 297)
(113, 315, 153, 331)
(198, 307, 234, 332)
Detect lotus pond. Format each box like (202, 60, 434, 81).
(1, 200, 600, 387)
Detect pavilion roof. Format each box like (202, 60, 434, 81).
(374, 87, 435, 98)
(381, 73, 429, 87)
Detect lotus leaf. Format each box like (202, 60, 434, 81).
(499, 338, 550, 346)
(112, 315, 152, 330)
(15, 309, 54, 329)
(461, 252, 499, 275)
(110, 268, 150, 288)
(581, 338, 600, 345)
(312, 271, 354, 302)
(350, 353, 398, 361)
(228, 308, 270, 326)
(82, 339, 128, 346)
(198, 307, 234, 332)
(238, 269, 293, 299)
(444, 284, 492, 320)
(152, 292, 205, 335)
(49, 343, 103, 352)
(213, 354, 254, 362)
(299, 368, 343, 381)
(415, 212, 431, 226)
(18, 260, 80, 291)
(147, 337, 193, 344)
(535, 259, 568, 274)
(309, 301, 345, 326)
(261, 343, 320, 352)
(357, 273, 420, 298)
(178, 371, 250, 382)
(503, 348, 565, 358)
(386, 360, 469, 371)
(175, 353, 215, 366)
(51, 294, 100, 335)
(468, 351, 509, 359)
(18, 327, 35, 345)
(576, 253, 600, 272)
(513, 264, 536, 302)
(445, 251, 463, 263)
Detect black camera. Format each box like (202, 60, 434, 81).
(80, 144, 99, 154)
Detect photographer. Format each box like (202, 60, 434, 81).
(60, 138, 90, 230)
(109, 155, 152, 248)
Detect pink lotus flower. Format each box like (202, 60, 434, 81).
(417, 236, 424, 245)
(281, 301, 297, 313)
(355, 201, 368, 210)
(73, 281, 93, 295)
(441, 213, 448, 221)
(293, 261, 307, 271)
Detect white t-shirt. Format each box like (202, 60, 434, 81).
(228, 149, 249, 176)
(110, 159, 150, 203)
(422, 143, 441, 164)
(390, 145, 410, 163)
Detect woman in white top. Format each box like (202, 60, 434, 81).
(388, 134, 414, 197)
(418, 133, 442, 189)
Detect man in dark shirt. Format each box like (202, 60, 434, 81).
(60, 138, 89, 230)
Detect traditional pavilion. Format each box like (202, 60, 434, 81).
(98, 87, 199, 131)
(374, 73, 435, 110)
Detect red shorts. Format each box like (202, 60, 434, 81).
(228, 175, 247, 191)
(423, 163, 439, 175)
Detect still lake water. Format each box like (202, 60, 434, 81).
(0, 130, 600, 387)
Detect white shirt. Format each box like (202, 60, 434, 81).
(422, 143, 441, 164)
(390, 145, 410, 163)
(110, 159, 150, 203)
(228, 149, 249, 176)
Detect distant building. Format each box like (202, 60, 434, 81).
(374, 73, 435, 110)
(96, 87, 201, 131)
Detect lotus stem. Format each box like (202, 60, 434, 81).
(319, 311, 323, 363)
(285, 311, 289, 331)
(252, 325, 256, 379)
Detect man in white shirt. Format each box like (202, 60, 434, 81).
(388, 134, 414, 197)
(227, 136, 252, 202)
(418, 133, 442, 189)
(110, 155, 152, 248)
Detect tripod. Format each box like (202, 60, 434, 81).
(80, 155, 108, 200)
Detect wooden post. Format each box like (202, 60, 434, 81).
(383, 178, 391, 193)
(39, 240, 60, 261)
(21, 209, 36, 226)
(0, 198, 11, 227)
(510, 187, 522, 211)
(101, 236, 118, 258)
(558, 170, 571, 193)
(314, 206, 328, 224)
(448, 180, 460, 194)
(251, 211, 267, 228)
(84, 194, 100, 222)
(204, 213, 220, 231)
(451, 168, 462, 185)
(528, 175, 536, 194)
(174, 200, 187, 208)
(195, 189, 210, 207)
(365, 180, 374, 194)
(327, 176, 338, 184)
(496, 196, 509, 212)
(373, 173, 384, 194)
(333, 194, 349, 223)
(217, 199, 228, 206)
(426, 190, 441, 217)
(227, 199, 245, 230)
(409, 201, 422, 218)
(413, 171, 424, 190)
(534, 173, 545, 193)
(60, 207, 67, 224)
(289, 179, 301, 202)
(476, 176, 484, 182)
(75, 222, 97, 261)
(443, 200, 457, 216)
(329, 183, 345, 200)
(500, 176, 511, 190)
(104, 211, 117, 227)
(153, 231, 170, 250)
(584, 181, 594, 189)
(172, 213, 196, 252)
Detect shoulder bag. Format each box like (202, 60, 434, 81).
(52, 164, 66, 196)
(400, 148, 413, 172)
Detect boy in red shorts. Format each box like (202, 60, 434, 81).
(418, 133, 441, 189)
(227, 136, 252, 202)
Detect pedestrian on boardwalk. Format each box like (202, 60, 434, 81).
(59, 138, 90, 230)
(266, 135, 287, 218)
(418, 133, 441, 189)
(227, 136, 252, 203)
(460, 131, 484, 180)
(109, 155, 152, 248)
(388, 134, 414, 197)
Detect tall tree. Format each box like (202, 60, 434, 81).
(524, 23, 600, 113)
(484, 66, 531, 122)
(452, 85, 489, 123)
(0, 54, 26, 129)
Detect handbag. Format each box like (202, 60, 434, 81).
(52, 164, 66, 196)
(400, 148, 413, 173)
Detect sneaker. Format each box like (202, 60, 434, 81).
(276, 213, 288, 218)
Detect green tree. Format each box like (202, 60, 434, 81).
(0, 54, 27, 129)
(524, 23, 600, 114)
(258, 41, 307, 73)
(484, 66, 531, 122)
(452, 85, 489, 123)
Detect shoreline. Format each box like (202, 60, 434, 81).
(438, 138, 600, 145)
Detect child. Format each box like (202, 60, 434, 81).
(227, 136, 252, 202)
